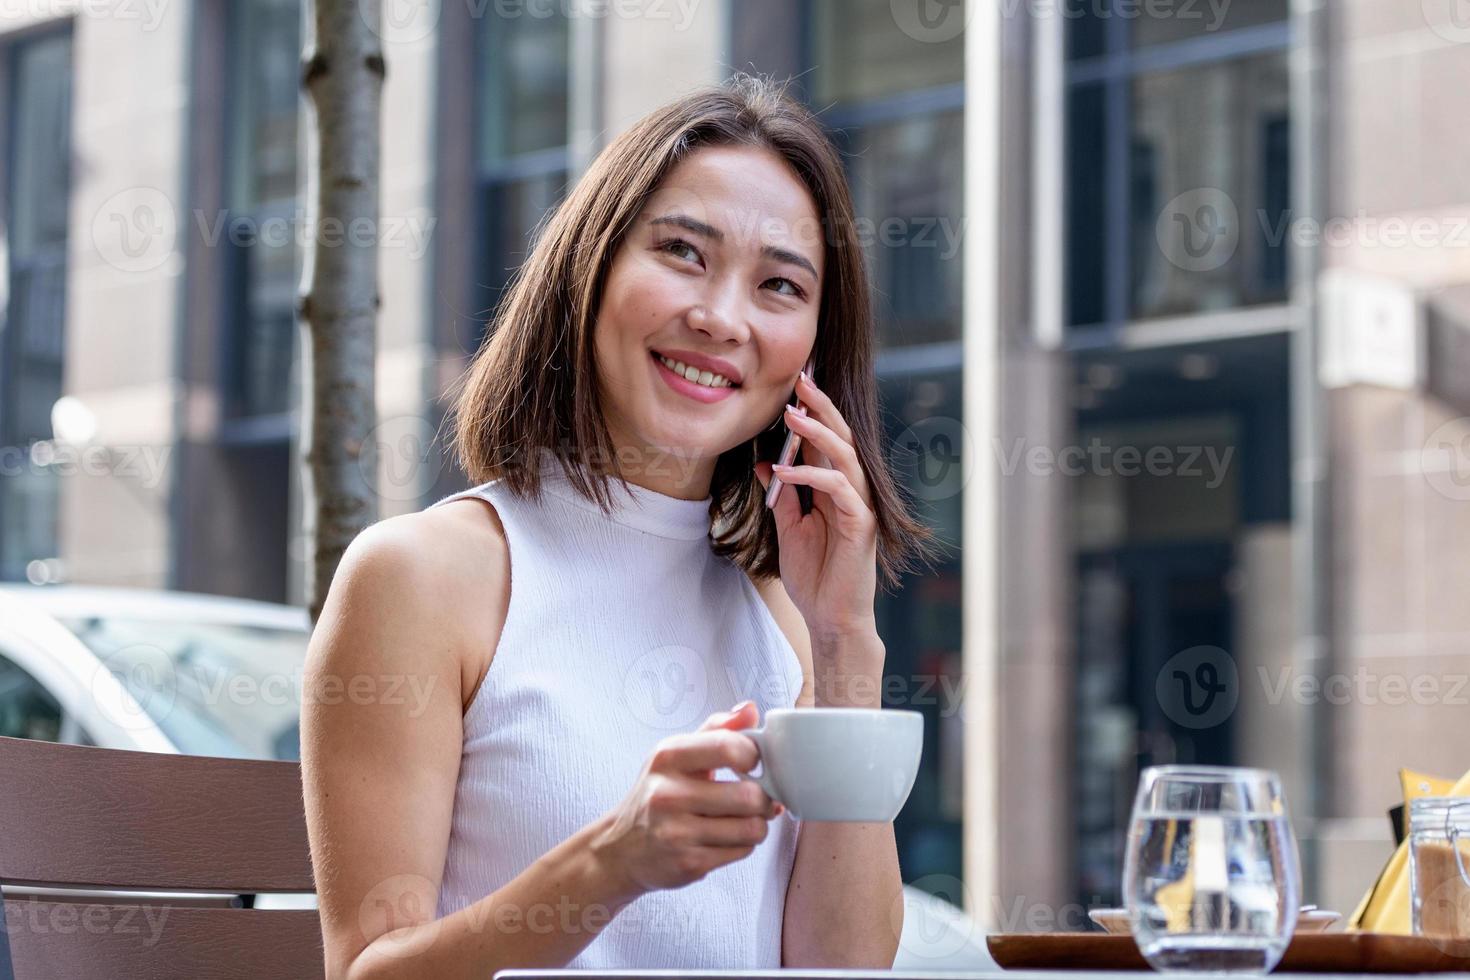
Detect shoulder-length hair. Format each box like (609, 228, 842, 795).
(445, 72, 943, 592)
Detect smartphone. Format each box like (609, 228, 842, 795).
(764, 357, 816, 510)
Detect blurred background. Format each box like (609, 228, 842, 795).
(0, 0, 1468, 934)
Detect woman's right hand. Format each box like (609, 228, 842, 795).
(592, 700, 785, 894)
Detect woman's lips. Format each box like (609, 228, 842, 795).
(651, 351, 738, 404)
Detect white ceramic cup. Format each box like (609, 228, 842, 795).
(736, 707, 923, 822)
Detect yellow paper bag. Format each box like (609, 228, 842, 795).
(1347, 768, 1470, 933)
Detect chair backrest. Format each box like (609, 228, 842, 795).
(0, 736, 323, 979)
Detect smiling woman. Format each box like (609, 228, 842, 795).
(301, 72, 945, 980)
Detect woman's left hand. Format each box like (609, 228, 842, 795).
(754, 370, 879, 640)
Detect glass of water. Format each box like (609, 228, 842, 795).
(1122, 766, 1301, 974)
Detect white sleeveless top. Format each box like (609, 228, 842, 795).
(426, 452, 806, 969)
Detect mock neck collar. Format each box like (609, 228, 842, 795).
(532, 449, 714, 541)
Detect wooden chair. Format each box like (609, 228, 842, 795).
(0, 736, 324, 979)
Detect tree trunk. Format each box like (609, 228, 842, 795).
(299, 0, 384, 625)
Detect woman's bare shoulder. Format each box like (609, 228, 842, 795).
(323, 497, 511, 710)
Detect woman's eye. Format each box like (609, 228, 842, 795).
(660, 238, 700, 263)
(766, 277, 805, 299)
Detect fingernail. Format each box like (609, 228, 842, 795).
(772, 463, 789, 471)
(799, 369, 810, 383)
(732, 699, 754, 712)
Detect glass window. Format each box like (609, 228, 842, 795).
(1064, 0, 1291, 330)
(840, 110, 964, 348)
(473, 5, 570, 334)
(58, 616, 309, 761)
(809, 0, 963, 105)
(1131, 0, 1287, 49)
(0, 654, 63, 742)
(1066, 83, 1108, 328)
(879, 369, 964, 886)
(0, 30, 72, 583)
(1129, 54, 1290, 319)
(477, 3, 570, 165)
(225, 0, 302, 420)
(1067, 0, 1288, 57)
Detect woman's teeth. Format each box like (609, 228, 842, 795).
(656, 354, 734, 389)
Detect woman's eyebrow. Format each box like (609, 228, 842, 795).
(649, 212, 819, 282)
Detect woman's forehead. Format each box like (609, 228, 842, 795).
(643, 146, 824, 271)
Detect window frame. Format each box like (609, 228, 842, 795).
(1063, 6, 1294, 348)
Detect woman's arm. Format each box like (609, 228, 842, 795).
(750, 575, 904, 969)
(305, 509, 783, 979)
(302, 513, 642, 979)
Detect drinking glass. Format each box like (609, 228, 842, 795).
(1122, 765, 1301, 974)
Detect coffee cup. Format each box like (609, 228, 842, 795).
(736, 707, 922, 822)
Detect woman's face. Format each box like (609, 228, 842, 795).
(592, 144, 823, 486)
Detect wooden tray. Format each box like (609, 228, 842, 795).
(987, 932, 1470, 973)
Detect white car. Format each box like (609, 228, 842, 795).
(0, 584, 309, 759)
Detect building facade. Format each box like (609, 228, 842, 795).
(0, 0, 1467, 926)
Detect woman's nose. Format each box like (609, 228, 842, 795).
(688, 298, 748, 344)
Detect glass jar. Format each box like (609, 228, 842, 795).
(1409, 797, 1470, 942)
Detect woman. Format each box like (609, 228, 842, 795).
(301, 73, 941, 979)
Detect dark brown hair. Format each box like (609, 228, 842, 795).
(445, 72, 943, 592)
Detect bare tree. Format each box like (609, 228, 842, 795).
(299, 0, 383, 625)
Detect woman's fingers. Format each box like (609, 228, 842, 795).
(690, 814, 773, 848)
(796, 372, 854, 445)
(651, 728, 759, 777)
(680, 776, 780, 818)
(771, 463, 872, 522)
(784, 407, 870, 506)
